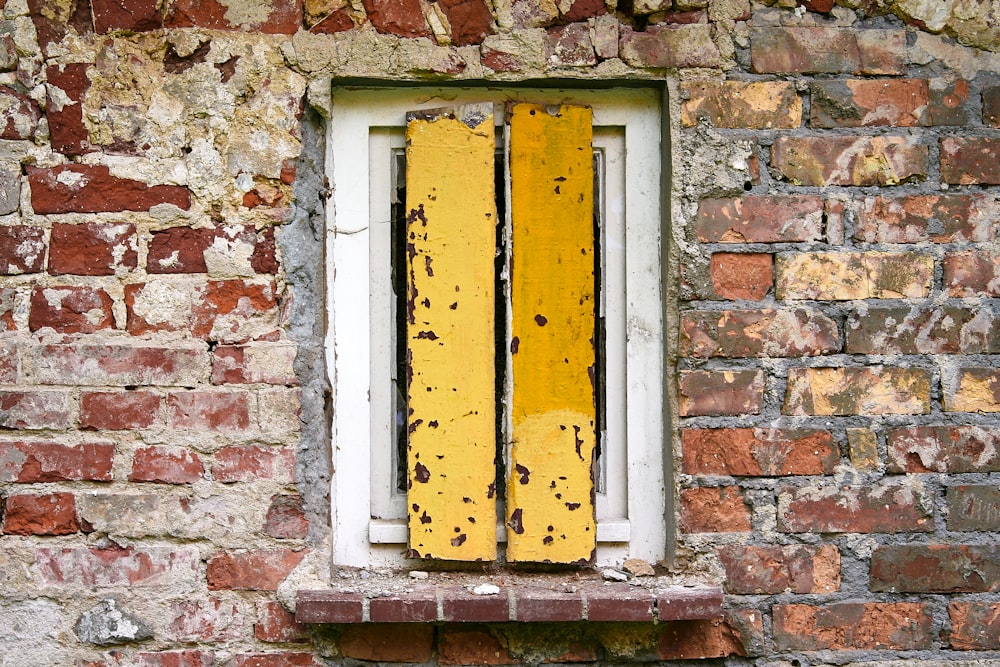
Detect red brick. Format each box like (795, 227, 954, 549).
(717, 544, 840, 594)
(514, 589, 583, 622)
(256, 600, 309, 642)
(442, 589, 510, 622)
(167, 597, 246, 641)
(263, 494, 309, 539)
(778, 482, 934, 533)
(678, 370, 763, 417)
(369, 591, 438, 622)
(310, 7, 354, 32)
(166, 0, 302, 32)
(950, 602, 1000, 650)
(772, 136, 927, 186)
(811, 79, 930, 127)
(48, 222, 137, 275)
(80, 391, 161, 430)
(212, 343, 298, 385)
(167, 390, 251, 431)
(681, 309, 839, 358)
(619, 24, 721, 69)
(482, 46, 522, 72)
(234, 654, 320, 667)
(93, 0, 161, 32)
(889, 425, 1000, 473)
(682, 81, 801, 129)
(0, 85, 41, 140)
(28, 165, 191, 214)
(656, 587, 723, 621)
(36, 545, 199, 588)
(947, 485, 1000, 532)
(560, 0, 605, 21)
(0, 441, 114, 482)
(32, 343, 208, 387)
(134, 650, 214, 667)
(927, 78, 970, 125)
(29, 285, 115, 334)
(544, 23, 597, 67)
(0, 226, 45, 274)
(944, 250, 1000, 297)
(46, 64, 90, 155)
(206, 548, 305, 591)
(439, 627, 511, 665)
(437, 0, 493, 46)
(295, 591, 363, 623)
(147, 225, 275, 274)
(130, 446, 204, 484)
(682, 428, 837, 476)
(750, 27, 906, 74)
(985, 86, 1000, 127)
(679, 486, 751, 533)
(341, 624, 434, 662)
(657, 616, 755, 660)
(847, 306, 997, 355)
(773, 603, 932, 650)
(854, 194, 997, 243)
(586, 586, 654, 621)
(27, 0, 94, 48)
(696, 196, 822, 243)
(872, 545, 1000, 593)
(709, 253, 773, 301)
(0, 339, 15, 380)
(941, 136, 1000, 184)
(2, 492, 78, 535)
(362, 0, 430, 37)
(213, 445, 295, 483)
(0, 390, 72, 429)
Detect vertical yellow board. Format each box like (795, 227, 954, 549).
(507, 103, 596, 563)
(405, 105, 497, 561)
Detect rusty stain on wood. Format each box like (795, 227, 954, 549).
(405, 104, 497, 561)
(506, 102, 596, 564)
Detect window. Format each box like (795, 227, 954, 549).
(327, 86, 666, 568)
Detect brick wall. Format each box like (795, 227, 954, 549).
(1, 0, 999, 663)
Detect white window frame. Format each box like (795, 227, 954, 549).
(327, 86, 665, 568)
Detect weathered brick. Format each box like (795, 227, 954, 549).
(28, 165, 192, 214)
(776, 251, 932, 300)
(0, 390, 73, 429)
(785, 367, 930, 416)
(32, 343, 208, 386)
(709, 253, 773, 301)
(0, 85, 41, 140)
(362, 0, 430, 38)
(263, 494, 309, 539)
(619, 24, 721, 69)
(696, 196, 823, 243)
(147, 225, 276, 275)
(773, 603, 932, 650)
(588, 586, 654, 621)
(927, 78, 970, 125)
(985, 86, 1000, 127)
(436, 0, 493, 46)
(944, 250, 1000, 297)
(439, 627, 511, 665)
(657, 614, 760, 660)
(947, 485, 1000, 532)
(295, 591, 363, 623)
(0, 162, 20, 217)
(130, 446, 204, 484)
(258, 387, 302, 438)
(207, 548, 306, 590)
(854, 194, 998, 243)
(48, 222, 137, 275)
(132, 650, 215, 667)
(681, 309, 839, 358)
(93, 0, 162, 32)
(166, 0, 303, 32)
(341, 624, 435, 662)
(46, 63, 90, 155)
(950, 602, 1000, 650)
(0, 226, 46, 274)
(0, 296, 14, 335)
(80, 391, 162, 430)
(370, 591, 438, 623)
(750, 27, 906, 74)
(310, 8, 354, 32)
(0, 441, 114, 482)
(29, 285, 115, 334)
(778, 482, 933, 533)
(946, 367, 1000, 413)
(678, 370, 763, 417)
(682, 81, 801, 129)
(2, 492, 79, 535)
(847, 428, 880, 471)
(656, 587, 724, 621)
(810, 79, 930, 127)
(442, 589, 509, 622)
(941, 137, 1000, 184)
(213, 445, 295, 483)
(167, 597, 245, 641)
(679, 486, 751, 533)
(872, 545, 1000, 592)
(682, 428, 837, 476)
(27, 0, 94, 49)
(212, 343, 298, 385)
(233, 654, 320, 667)
(545, 23, 597, 67)
(847, 306, 997, 355)
(35, 545, 200, 588)
(167, 390, 251, 431)
(255, 600, 308, 643)
(772, 136, 927, 186)
(514, 589, 583, 622)
(717, 544, 840, 594)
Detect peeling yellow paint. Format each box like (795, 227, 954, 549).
(507, 103, 596, 563)
(405, 105, 497, 561)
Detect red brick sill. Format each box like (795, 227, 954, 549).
(296, 584, 723, 624)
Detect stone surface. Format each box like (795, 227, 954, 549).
(75, 599, 154, 645)
(619, 24, 722, 68)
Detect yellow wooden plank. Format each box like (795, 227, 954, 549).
(405, 104, 498, 561)
(507, 103, 596, 564)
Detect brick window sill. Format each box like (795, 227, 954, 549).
(296, 582, 723, 624)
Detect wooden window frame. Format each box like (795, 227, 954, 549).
(327, 84, 669, 568)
